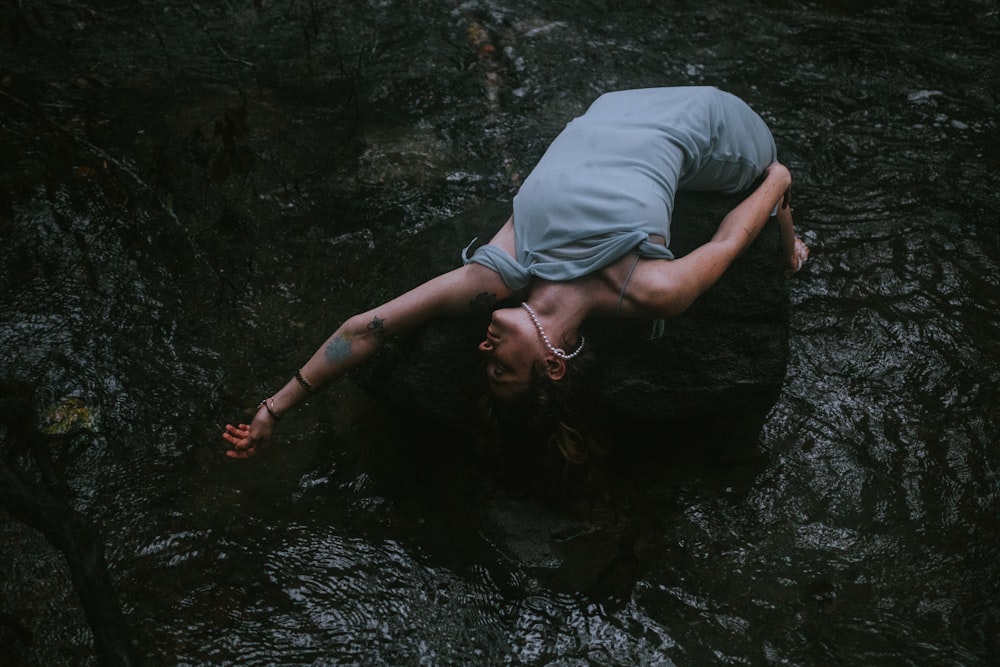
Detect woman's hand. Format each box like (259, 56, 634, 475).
(223, 405, 276, 459)
(764, 162, 808, 276)
(787, 233, 810, 275)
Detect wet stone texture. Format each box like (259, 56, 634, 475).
(2, 0, 1000, 665)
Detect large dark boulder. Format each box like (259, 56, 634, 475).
(352, 192, 789, 443)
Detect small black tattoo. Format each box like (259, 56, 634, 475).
(367, 315, 385, 339)
(470, 292, 497, 313)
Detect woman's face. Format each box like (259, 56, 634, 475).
(478, 306, 544, 401)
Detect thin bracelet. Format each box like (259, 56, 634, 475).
(258, 397, 283, 421)
(295, 368, 314, 393)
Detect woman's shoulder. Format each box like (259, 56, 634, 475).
(561, 252, 663, 319)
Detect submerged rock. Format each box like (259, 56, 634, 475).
(38, 397, 100, 437)
(352, 193, 789, 444)
(480, 496, 620, 593)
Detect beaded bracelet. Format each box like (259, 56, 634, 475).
(258, 397, 283, 421)
(295, 368, 314, 393)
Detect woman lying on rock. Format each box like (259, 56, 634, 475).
(223, 86, 808, 460)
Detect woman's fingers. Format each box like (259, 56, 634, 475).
(225, 447, 255, 459)
(795, 235, 810, 268)
(222, 423, 249, 443)
(787, 235, 810, 275)
(222, 420, 271, 459)
(222, 422, 256, 454)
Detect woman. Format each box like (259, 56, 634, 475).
(223, 86, 808, 459)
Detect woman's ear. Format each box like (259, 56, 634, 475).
(544, 356, 567, 381)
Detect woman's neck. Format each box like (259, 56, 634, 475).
(524, 280, 593, 346)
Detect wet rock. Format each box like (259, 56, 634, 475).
(480, 496, 620, 593)
(352, 193, 790, 442)
(38, 397, 100, 436)
(0, 381, 137, 667)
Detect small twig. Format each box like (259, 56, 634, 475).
(185, 0, 263, 96)
(0, 88, 148, 189)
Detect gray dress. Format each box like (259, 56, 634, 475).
(464, 86, 777, 290)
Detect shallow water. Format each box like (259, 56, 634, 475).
(2, 0, 999, 664)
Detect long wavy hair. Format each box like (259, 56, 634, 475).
(476, 335, 607, 497)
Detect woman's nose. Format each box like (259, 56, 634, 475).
(479, 339, 493, 353)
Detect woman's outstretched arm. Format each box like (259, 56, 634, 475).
(223, 261, 511, 458)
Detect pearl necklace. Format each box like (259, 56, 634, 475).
(520, 302, 586, 360)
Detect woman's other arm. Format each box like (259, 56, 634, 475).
(640, 162, 796, 318)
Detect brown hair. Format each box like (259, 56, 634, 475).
(476, 338, 606, 494)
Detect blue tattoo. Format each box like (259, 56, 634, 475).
(325, 335, 352, 362)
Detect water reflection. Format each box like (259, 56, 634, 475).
(2, 0, 999, 664)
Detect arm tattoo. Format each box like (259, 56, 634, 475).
(367, 315, 385, 339)
(325, 335, 352, 362)
(469, 291, 497, 313)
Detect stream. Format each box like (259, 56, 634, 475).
(1, 0, 998, 664)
